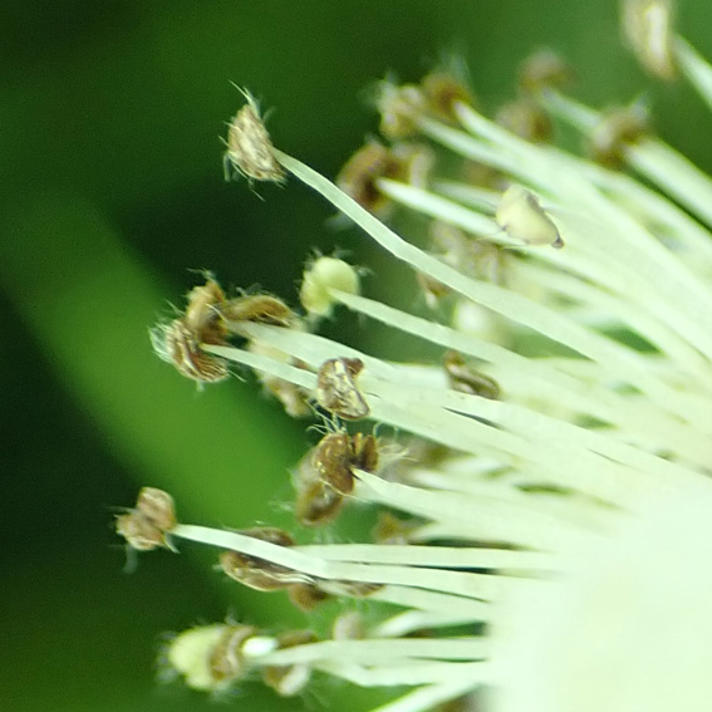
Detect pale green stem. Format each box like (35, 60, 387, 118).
(314, 660, 489, 688)
(253, 638, 488, 666)
(171, 523, 524, 601)
(327, 290, 710, 459)
(381, 177, 712, 374)
(675, 36, 712, 111)
(272, 149, 704, 425)
(376, 178, 510, 244)
(436, 176, 712, 361)
(510, 145, 712, 269)
(211, 316, 709, 478)
(544, 90, 712, 229)
(205, 343, 317, 390)
(218, 323, 709, 502)
(552, 206, 712, 362)
(354, 470, 598, 552)
(369, 680, 479, 712)
(404, 468, 620, 533)
(408, 521, 528, 544)
(368, 586, 490, 618)
(452, 101, 712, 357)
(373, 376, 702, 494)
(437, 455, 504, 476)
(626, 138, 712, 229)
(297, 544, 557, 571)
(418, 115, 520, 174)
(540, 89, 598, 130)
(372, 610, 490, 637)
(509, 258, 712, 387)
(432, 180, 500, 212)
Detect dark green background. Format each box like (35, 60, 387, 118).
(3, 2, 711, 710)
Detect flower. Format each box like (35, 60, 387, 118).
(120, 3, 712, 710)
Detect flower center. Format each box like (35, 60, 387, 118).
(492, 488, 712, 712)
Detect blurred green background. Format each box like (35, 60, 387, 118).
(3, 1, 711, 710)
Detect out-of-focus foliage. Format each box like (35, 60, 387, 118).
(2, 1, 711, 710)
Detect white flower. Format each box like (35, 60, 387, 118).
(128, 5, 712, 710)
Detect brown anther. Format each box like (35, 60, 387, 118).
(116, 511, 166, 551)
(351, 431, 379, 472)
(248, 342, 311, 417)
(436, 695, 477, 712)
(209, 624, 257, 684)
(238, 526, 295, 547)
(263, 377, 311, 417)
(372, 511, 419, 545)
(312, 432, 355, 494)
(495, 98, 553, 143)
(294, 430, 374, 525)
(276, 629, 319, 648)
(157, 318, 230, 383)
(588, 102, 650, 167)
(136, 487, 176, 532)
(184, 279, 228, 344)
(315, 357, 369, 420)
(307, 430, 379, 496)
(295, 479, 346, 528)
(151, 277, 230, 384)
(262, 630, 318, 697)
(327, 580, 384, 597)
(421, 71, 474, 122)
(390, 142, 436, 188)
(294, 433, 368, 527)
(220, 550, 302, 591)
(336, 141, 401, 214)
(433, 221, 508, 281)
(220, 528, 302, 592)
(444, 350, 501, 400)
(223, 90, 285, 184)
(287, 583, 332, 611)
(377, 83, 427, 139)
(518, 49, 574, 94)
(461, 159, 502, 190)
(221, 293, 294, 326)
(116, 486, 177, 551)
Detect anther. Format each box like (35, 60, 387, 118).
(151, 277, 230, 384)
(621, 0, 677, 80)
(116, 487, 176, 551)
(496, 97, 553, 143)
(421, 70, 475, 122)
(443, 350, 501, 400)
(221, 293, 295, 326)
(496, 184, 563, 248)
(315, 357, 370, 420)
(262, 630, 318, 697)
(300, 256, 360, 318)
(588, 101, 650, 166)
(219, 527, 306, 591)
(223, 89, 285, 184)
(518, 49, 574, 94)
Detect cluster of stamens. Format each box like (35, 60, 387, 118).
(117, 2, 712, 709)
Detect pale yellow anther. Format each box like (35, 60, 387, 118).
(495, 185, 563, 248)
(621, 0, 677, 80)
(299, 256, 360, 317)
(167, 625, 229, 691)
